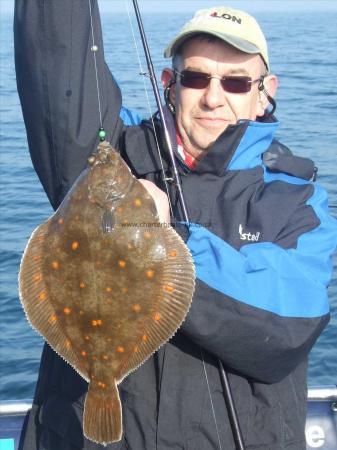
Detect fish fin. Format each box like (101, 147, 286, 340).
(101, 210, 115, 233)
(19, 222, 87, 378)
(83, 380, 122, 445)
(119, 226, 195, 378)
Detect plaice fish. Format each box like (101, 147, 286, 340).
(19, 141, 195, 445)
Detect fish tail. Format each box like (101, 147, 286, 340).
(83, 380, 122, 445)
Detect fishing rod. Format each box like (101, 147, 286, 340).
(131, 0, 189, 223)
(131, 1, 245, 449)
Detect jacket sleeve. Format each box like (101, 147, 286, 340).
(180, 184, 337, 383)
(14, 0, 123, 209)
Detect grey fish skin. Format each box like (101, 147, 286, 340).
(19, 141, 195, 445)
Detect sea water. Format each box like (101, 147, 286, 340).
(0, 4, 336, 400)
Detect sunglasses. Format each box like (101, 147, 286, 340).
(174, 69, 264, 94)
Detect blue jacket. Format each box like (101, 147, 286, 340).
(14, 1, 337, 449)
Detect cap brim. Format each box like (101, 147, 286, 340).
(164, 30, 260, 59)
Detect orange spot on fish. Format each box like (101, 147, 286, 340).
(118, 260, 126, 268)
(63, 307, 71, 315)
(38, 236, 45, 243)
(84, 335, 90, 341)
(117, 207, 123, 214)
(33, 273, 42, 283)
(121, 287, 128, 294)
(106, 287, 112, 293)
(58, 218, 64, 225)
(79, 310, 84, 315)
(32, 255, 41, 262)
(98, 381, 107, 389)
(132, 304, 141, 313)
(49, 314, 57, 324)
(102, 355, 109, 360)
(51, 261, 60, 270)
(81, 350, 87, 357)
(164, 285, 174, 293)
(92, 319, 102, 327)
(71, 241, 79, 250)
(134, 346, 139, 353)
(79, 281, 86, 289)
(153, 312, 161, 321)
(146, 270, 154, 279)
(127, 243, 133, 250)
(169, 250, 177, 257)
(142, 335, 148, 342)
(116, 346, 125, 353)
(134, 198, 142, 207)
(65, 340, 71, 349)
(38, 291, 47, 302)
(92, 355, 97, 361)
(144, 231, 151, 239)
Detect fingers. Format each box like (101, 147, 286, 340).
(138, 179, 171, 223)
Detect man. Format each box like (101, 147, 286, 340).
(14, 2, 337, 450)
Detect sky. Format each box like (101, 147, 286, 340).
(1, 0, 337, 15)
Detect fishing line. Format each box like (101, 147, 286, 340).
(124, 0, 174, 219)
(88, 0, 104, 132)
(201, 349, 223, 450)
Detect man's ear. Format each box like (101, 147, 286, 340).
(161, 68, 174, 88)
(257, 74, 278, 117)
(161, 68, 176, 107)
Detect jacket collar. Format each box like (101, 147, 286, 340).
(127, 110, 279, 176)
(193, 119, 279, 175)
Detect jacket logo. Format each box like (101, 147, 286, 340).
(239, 224, 260, 242)
(210, 12, 242, 24)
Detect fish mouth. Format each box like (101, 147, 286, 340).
(105, 191, 125, 203)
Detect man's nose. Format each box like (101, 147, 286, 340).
(202, 78, 226, 109)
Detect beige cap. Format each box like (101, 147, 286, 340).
(164, 6, 269, 70)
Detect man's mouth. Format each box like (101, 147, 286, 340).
(196, 117, 229, 128)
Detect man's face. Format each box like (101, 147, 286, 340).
(169, 38, 268, 159)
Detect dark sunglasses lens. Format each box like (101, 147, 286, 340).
(179, 71, 253, 93)
(221, 77, 251, 93)
(180, 71, 209, 89)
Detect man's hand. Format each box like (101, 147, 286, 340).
(138, 179, 171, 224)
